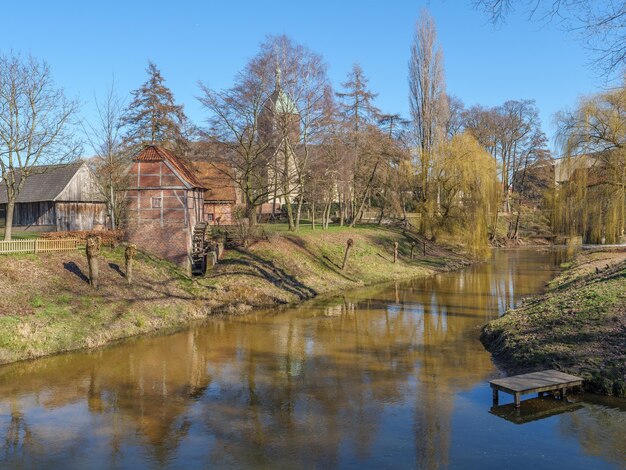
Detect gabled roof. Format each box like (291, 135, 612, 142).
(135, 145, 205, 188)
(193, 161, 237, 202)
(0, 162, 87, 204)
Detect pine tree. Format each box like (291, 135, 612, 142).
(122, 61, 189, 153)
(336, 64, 380, 225)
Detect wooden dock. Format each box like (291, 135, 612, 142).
(489, 370, 583, 408)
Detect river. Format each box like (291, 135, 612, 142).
(0, 248, 624, 469)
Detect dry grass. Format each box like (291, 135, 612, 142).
(481, 248, 626, 396)
(0, 225, 467, 365)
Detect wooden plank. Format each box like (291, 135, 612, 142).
(489, 369, 583, 408)
(490, 370, 583, 393)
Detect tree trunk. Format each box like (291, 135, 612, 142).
(86, 236, 101, 288)
(295, 194, 304, 231)
(393, 241, 398, 263)
(3, 200, 15, 241)
(125, 244, 136, 285)
(339, 192, 344, 226)
(109, 176, 116, 230)
(342, 239, 354, 270)
(311, 201, 316, 230)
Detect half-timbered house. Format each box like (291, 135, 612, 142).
(123, 145, 206, 271)
(192, 161, 239, 225)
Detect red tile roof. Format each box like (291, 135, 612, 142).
(134, 145, 205, 189)
(193, 161, 238, 202)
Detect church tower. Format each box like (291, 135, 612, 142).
(259, 67, 301, 208)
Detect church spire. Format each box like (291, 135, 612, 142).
(275, 66, 282, 90)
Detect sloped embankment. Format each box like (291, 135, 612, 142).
(0, 225, 468, 365)
(481, 249, 626, 396)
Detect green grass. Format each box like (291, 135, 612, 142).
(481, 251, 626, 397)
(0, 230, 41, 240)
(0, 224, 466, 366)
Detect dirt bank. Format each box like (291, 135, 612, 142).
(481, 248, 626, 396)
(0, 225, 468, 365)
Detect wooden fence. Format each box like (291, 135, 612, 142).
(0, 238, 80, 255)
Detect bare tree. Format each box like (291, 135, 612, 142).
(408, 10, 449, 236)
(84, 81, 127, 230)
(472, 0, 626, 77)
(255, 35, 331, 231)
(198, 58, 274, 224)
(0, 53, 79, 240)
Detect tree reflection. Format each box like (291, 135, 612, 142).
(0, 249, 620, 468)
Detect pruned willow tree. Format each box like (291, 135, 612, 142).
(0, 53, 79, 240)
(554, 80, 626, 244)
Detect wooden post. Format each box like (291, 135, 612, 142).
(410, 242, 416, 260)
(492, 387, 499, 405)
(342, 238, 354, 270)
(423, 240, 426, 256)
(514, 393, 521, 408)
(125, 243, 136, 285)
(393, 241, 398, 263)
(86, 235, 101, 288)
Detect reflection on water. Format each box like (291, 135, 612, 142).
(0, 248, 623, 469)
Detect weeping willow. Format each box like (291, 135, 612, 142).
(427, 133, 500, 255)
(553, 82, 626, 244)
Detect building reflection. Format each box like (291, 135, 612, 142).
(0, 249, 621, 468)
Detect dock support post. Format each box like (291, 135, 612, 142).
(492, 387, 498, 405)
(514, 393, 521, 408)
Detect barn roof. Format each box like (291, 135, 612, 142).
(134, 145, 204, 188)
(193, 161, 238, 202)
(0, 162, 87, 204)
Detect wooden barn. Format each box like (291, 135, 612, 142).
(0, 162, 106, 232)
(123, 145, 206, 271)
(192, 161, 239, 225)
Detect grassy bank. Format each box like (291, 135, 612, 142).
(0, 224, 468, 365)
(481, 248, 626, 397)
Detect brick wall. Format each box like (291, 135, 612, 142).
(204, 202, 234, 225)
(125, 221, 191, 273)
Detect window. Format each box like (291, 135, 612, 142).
(207, 213, 214, 222)
(151, 197, 162, 208)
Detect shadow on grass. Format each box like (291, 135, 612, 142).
(282, 235, 357, 282)
(108, 263, 126, 278)
(211, 248, 317, 301)
(63, 262, 89, 284)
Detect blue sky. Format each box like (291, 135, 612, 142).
(0, 0, 603, 153)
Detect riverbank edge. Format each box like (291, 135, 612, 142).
(480, 248, 626, 397)
(0, 225, 472, 366)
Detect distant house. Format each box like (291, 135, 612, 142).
(123, 145, 206, 271)
(0, 162, 106, 232)
(192, 161, 239, 225)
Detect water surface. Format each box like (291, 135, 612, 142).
(0, 248, 624, 469)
